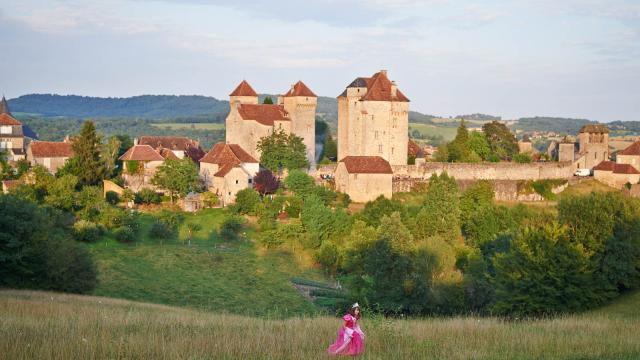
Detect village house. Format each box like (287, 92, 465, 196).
(118, 144, 165, 191)
(337, 70, 409, 166)
(593, 140, 640, 188)
(26, 140, 73, 173)
(334, 156, 393, 203)
(2, 179, 21, 194)
(225, 80, 317, 165)
(199, 143, 259, 205)
(136, 135, 205, 162)
(0, 96, 26, 161)
(558, 124, 609, 170)
(518, 135, 533, 153)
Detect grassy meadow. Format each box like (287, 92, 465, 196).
(88, 209, 328, 317)
(409, 122, 458, 141)
(1, 289, 639, 359)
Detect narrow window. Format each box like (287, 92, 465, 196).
(378, 144, 383, 153)
(235, 180, 239, 184)
(248, 178, 253, 184)
(375, 131, 379, 139)
(392, 147, 394, 155)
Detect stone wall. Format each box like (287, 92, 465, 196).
(103, 180, 124, 197)
(391, 162, 573, 181)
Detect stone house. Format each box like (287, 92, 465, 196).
(337, 70, 409, 166)
(518, 135, 533, 153)
(593, 161, 640, 188)
(199, 142, 259, 205)
(26, 141, 73, 173)
(559, 125, 609, 170)
(136, 136, 205, 162)
(118, 144, 165, 191)
(0, 96, 26, 161)
(615, 141, 640, 169)
(335, 156, 393, 203)
(225, 80, 317, 164)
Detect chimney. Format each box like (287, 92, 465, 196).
(134, 137, 139, 145)
(391, 80, 397, 97)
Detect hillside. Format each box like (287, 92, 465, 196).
(1, 290, 639, 359)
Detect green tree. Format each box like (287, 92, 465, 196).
(102, 135, 122, 178)
(151, 158, 199, 203)
(323, 133, 337, 161)
(284, 169, 316, 196)
(257, 129, 309, 172)
(468, 131, 491, 160)
(492, 224, 594, 316)
(71, 121, 107, 186)
(447, 119, 471, 162)
(482, 121, 518, 161)
(263, 96, 274, 104)
(358, 196, 406, 228)
(414, 172, 461, 241)
(234, 188, 261, 214)
(44, 175, 79, 211)
(185, 222, 202, 246)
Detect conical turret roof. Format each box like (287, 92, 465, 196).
(229, 80, 258, 97)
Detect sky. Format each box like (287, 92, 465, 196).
(0, 0, 639, 121)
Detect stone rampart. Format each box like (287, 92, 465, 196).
(391, 162, 573, 181)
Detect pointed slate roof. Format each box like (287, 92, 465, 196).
(237, 104, 290, 126)
(0, 96, 9, 114)
(229, 80, 258, 97)
(283, 81, 317, 97)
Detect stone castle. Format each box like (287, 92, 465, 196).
(225, 80, 317, 165)
(337, 70, 410, 166)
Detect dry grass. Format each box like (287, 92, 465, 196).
(2, 290, 639, 359)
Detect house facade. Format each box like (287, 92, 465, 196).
(118, 144, 165, 191)
(26, 141, 73, 173)
(199, 143, 259, 205)
(136, 136, 205, 162)
(334, 156, 393, 203)
(0, 96, 26, 161)
(337, 71, 409, 166)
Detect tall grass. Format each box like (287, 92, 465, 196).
(2, 290, 639, 359)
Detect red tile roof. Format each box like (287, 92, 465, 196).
(618, 141, 640, 156)
(29, 141, 73, 158)
(593, 161, 615, 171)
(138, 136, 200, 151)
(159, 148, 180, 160)
(0, 113, 21, 126)
(2, 179, 21, 191)
(282, 81, 317, 97)
(339, 71, 409, 102)
(200, 143, 258, 165)
(119, 145, 164, 161)
(614, 163, 640, 175)
(229, 80, 258, 97)
(238, 104, 290, 126)
(214, 164, 236, 177)
(340, 156, 393, 174)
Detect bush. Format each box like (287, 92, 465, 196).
(234, 188, 261, 215)
(73, 220, 104, 243)
(136, 188, 161, 205)
(284, 196, 303, 218)
(219, 215, 246, 241)
(513, 153, 532, 163)
(149, 222, 174, 240)
(257, 229, 282, 248)
(157, 209, 184, 230)
(114, 226, 136, 243)
(284, 170, 316, 196)
(105, 191, 120, 205)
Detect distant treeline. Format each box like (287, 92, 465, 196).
(456, 113, 501, 121)
(514, 117, 597, 134)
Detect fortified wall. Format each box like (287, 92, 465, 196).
(391, 162, 574, 181)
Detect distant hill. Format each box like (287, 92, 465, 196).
(9, 94, 229, 119)
(513, 117, 597, 134)
(455, 113, 501, 121)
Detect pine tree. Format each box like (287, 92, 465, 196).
(263, 96, 274, 104)
(71, 121, 106, 186)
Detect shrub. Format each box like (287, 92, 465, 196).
(513, 153, 532, 163)
(284, 170, 316, 196)
(73, 220, 104, 243)
(113, 226, 136, 243)
(257, 229, 282, 248)
(105, 191, 120, 205)
(157, 209, 184, 231)
(136, 188, 161, 205)
(234, 188, 261, 215)
(284, 196, 303, 218)
(316, 241, 339, 270)
(149, 222, 174, 240)
(253, 169, 280, 195)
(219, 215, 246, 241)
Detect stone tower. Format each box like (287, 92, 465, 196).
(278, 81, 317, 165)
(577, 124, 609, 169)
(229, 80, 259, 107)
(337, 70, 409, 166)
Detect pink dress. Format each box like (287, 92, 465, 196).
(327, 314, 365, 356)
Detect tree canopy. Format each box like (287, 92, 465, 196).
(257, 129, 309, 172)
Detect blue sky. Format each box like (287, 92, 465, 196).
(0, 0, 638, 121)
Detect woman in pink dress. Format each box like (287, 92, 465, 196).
(327, 303, 365, 356)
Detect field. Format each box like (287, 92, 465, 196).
(1, 289, 639, 359)
(89, 209, 327, 317)
(408, 122, 458, 142)
(151, 123, 225, 130)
